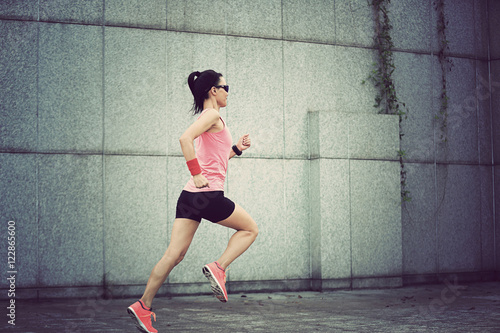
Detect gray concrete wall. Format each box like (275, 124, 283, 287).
(0, 0, 497, 299)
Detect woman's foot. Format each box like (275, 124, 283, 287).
(127, 300, 157, 333)
(202, 261, 228, 302)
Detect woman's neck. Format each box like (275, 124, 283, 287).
(203, 97, 219, 112)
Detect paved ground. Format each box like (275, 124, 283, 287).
(2, 281, 500, 332)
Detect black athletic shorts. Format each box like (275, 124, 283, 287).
(175, 190, 236, 223)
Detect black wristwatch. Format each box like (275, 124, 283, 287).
(232, 145, 242, 156)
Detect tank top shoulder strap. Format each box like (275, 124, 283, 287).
(198, 109, 224, 129)
(198, 108, 218, 119)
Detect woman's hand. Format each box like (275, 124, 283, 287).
(193, 174, 210, 188)
(237, 134, 251, 151)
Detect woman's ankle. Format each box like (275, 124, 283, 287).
(140, 298, 152, 310)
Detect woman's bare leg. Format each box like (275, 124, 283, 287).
(140, 218, 200, 308)
(215, 204, 259, 270)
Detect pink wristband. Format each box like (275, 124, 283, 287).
(186, 158, 202, 176)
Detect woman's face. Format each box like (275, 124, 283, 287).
(215, 77, 228, 108)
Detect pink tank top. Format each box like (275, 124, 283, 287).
(183, 109, 233, 192)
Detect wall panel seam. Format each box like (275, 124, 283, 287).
(35, 14, 40, 298)
(101, 0, 107, 293)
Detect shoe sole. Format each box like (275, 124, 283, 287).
(203, 265, 228, 302)
(127, 307, 154, 333)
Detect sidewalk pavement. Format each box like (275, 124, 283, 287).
(2, 281, 499, 332)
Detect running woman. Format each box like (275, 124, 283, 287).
(127, 70, 259, 333)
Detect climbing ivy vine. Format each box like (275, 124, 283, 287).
(363, 0, 411, 203)
(434, 0, 453, 143)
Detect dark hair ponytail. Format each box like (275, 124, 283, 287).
(187, 70, 223, 114)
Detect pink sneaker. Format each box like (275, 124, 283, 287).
(203, 261, 228, 302)
(127, 300, 157, 333)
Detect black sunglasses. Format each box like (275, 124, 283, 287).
(214, 85, 229, 93)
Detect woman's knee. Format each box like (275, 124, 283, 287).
(174, 254, 185, 266)
(247, 221, 259, 239)
(164, 249, 186, 266)
(252, 224, 259, 237)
